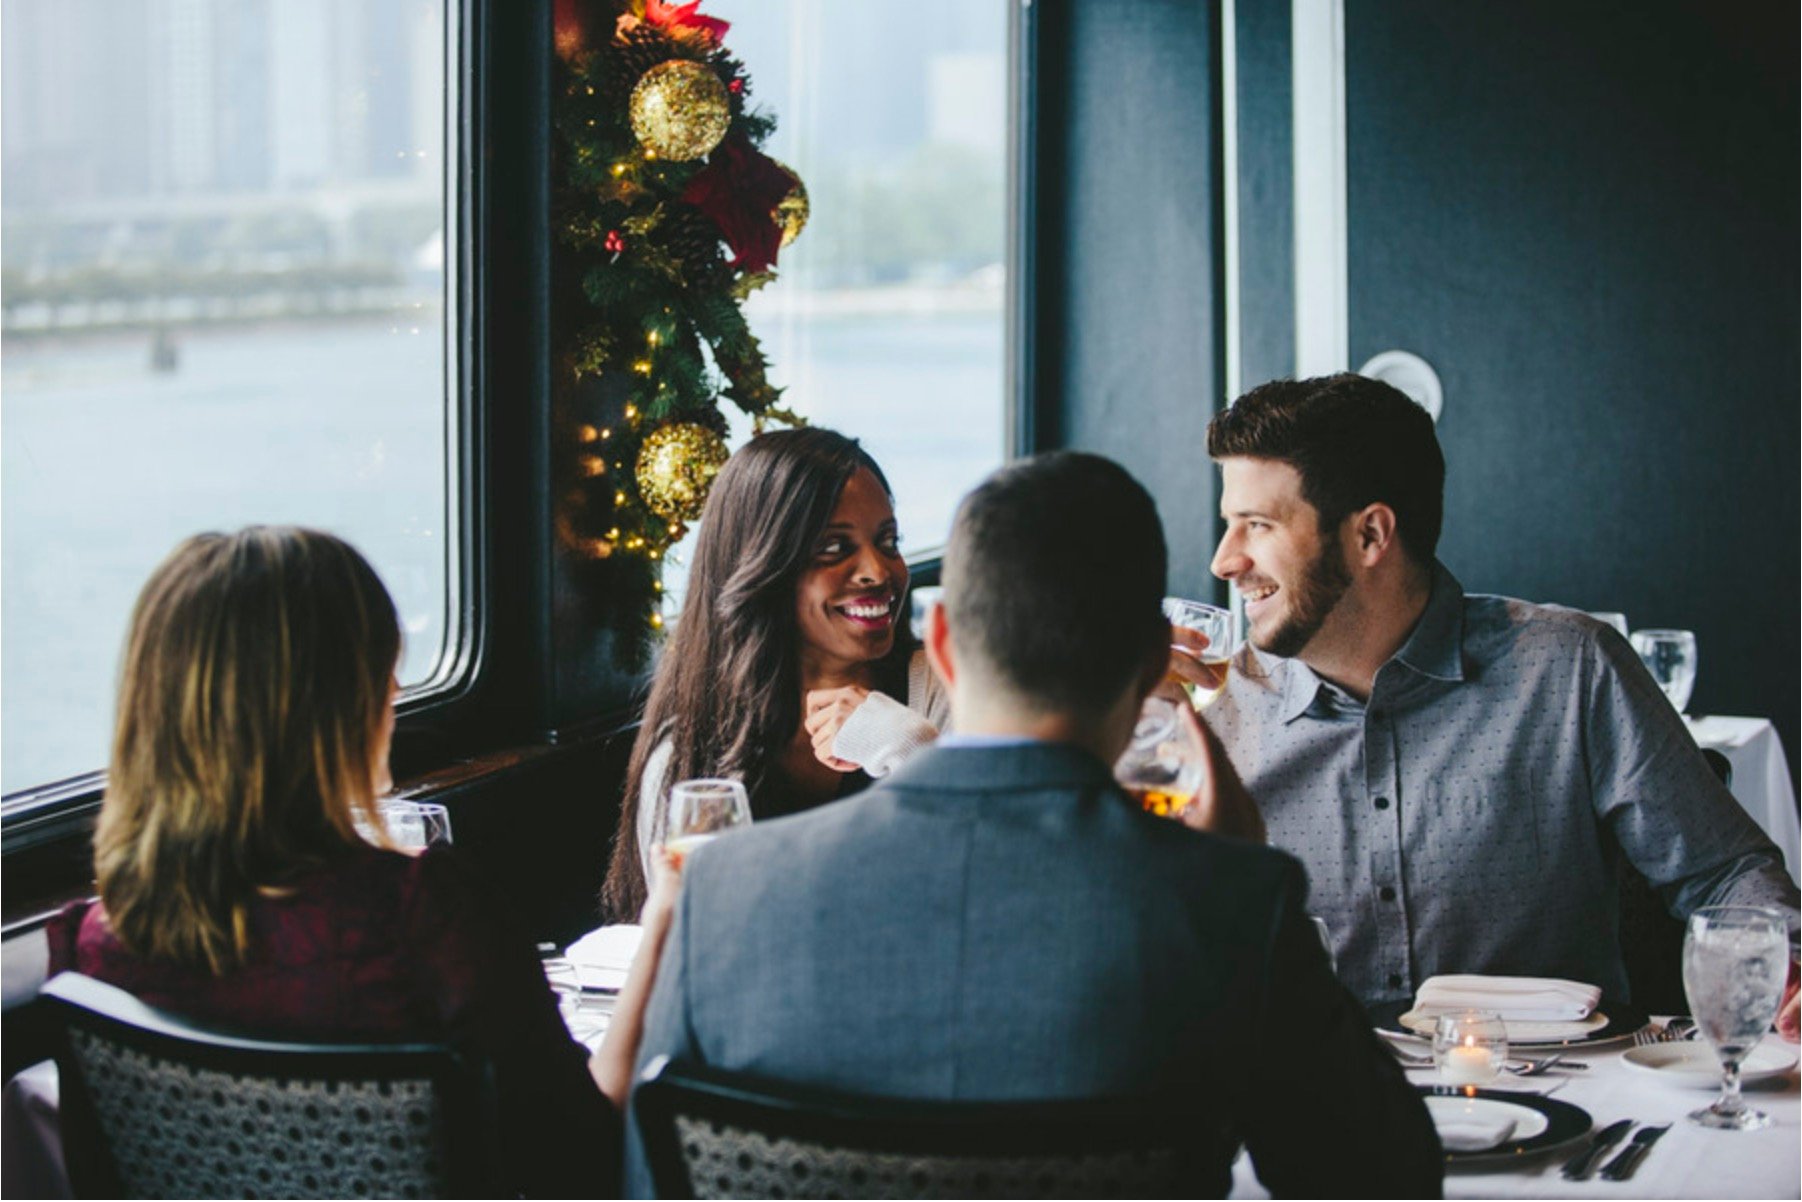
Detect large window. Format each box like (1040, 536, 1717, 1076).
(661, 0, 1009, 608)
(1, 0, 457, 796)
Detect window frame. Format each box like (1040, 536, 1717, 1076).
(0, 0, 487, 848)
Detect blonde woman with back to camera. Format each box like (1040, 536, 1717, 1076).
(47, 526, 673, 1197)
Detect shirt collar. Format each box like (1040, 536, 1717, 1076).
(1263, 559, 1468, 724)
(1391, 561, 1468, 683)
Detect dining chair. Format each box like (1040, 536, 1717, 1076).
(39, 972, 497, 1199)
(632, 1057, 1208, 1199)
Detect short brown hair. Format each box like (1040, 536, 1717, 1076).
(944, 452, 1166, 714)
(95, 527, 400, 973)
(1207, 372, 1445, 564)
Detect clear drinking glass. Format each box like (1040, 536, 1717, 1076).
(664, 778, 752, 865)
(1629, 628, 1698, 713)
(357, 800, 452, 852)
(1432, 1009, 1508, 1087)
(1164, 597, 1238, 708)
(1589, 611, 1629, 637)
(1682, 905, 1789, 1130)
(1113, 696, 1207, 819)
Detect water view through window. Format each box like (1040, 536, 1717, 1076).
(2, 0, 454, 794)
(658, 0, 1009, 611)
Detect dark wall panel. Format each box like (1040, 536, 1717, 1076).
(1343, 0, 1799, 766)
(1032, 0, 1225, 601)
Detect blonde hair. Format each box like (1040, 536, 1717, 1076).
(95, 527, 401, 973)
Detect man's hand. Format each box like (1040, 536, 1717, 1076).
(1154, 625, 1226, 704)
(803, 685, 868, 772)
(1176, 703, 1266, 843)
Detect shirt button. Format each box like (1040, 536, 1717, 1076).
(1380, 886, 1397, 902)
(1374, 796, 1391, 810)
(1388, 972, 1403, 989)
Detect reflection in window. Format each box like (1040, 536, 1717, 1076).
(1, 0, 454, 794)
(660, 0, 1008, 610)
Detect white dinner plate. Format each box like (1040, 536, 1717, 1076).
(1620, 1041, 1799, 1088)
(1397, 1007, 1609, 1045)
(1415, 1087, 1593, 1164)
(1423, 1095, 1546, 1150)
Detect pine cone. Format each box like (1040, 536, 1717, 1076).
(660, 204, 728, 279)
(602, 27, 677, 106)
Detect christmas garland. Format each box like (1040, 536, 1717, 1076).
(553, 0, 807, 664)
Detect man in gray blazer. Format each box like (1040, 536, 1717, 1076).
(630, 452, 1441, 1197)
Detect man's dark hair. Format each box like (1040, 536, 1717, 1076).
(1207, 372, 1445, 564)
(943, 452, 1166, 713)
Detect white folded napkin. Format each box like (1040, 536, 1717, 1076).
(1413, 974, 1601, 1022)
(562, 923, 644, 992)
(1432, 1112, 1518, 1153)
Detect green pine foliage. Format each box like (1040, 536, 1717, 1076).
(555, 1, 805, 667)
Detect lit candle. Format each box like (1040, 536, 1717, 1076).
(1441, 1043, 1497, 1085)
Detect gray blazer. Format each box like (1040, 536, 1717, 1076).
(630, 742, 1441, 1197)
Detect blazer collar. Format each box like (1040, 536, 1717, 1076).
(885, 740, 1119, 794)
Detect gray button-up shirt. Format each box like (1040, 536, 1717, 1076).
(1206, 562, 1798, 1006)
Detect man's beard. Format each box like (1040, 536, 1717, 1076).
(1254, 531, 1352, 659)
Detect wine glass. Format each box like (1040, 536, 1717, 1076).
(1588, 611, 1629, 638)
(663, 778, 752, 865)
(1682, 905, 1789, 1130)
(357, 800, 452, 852)
(1432, 1010, 1508, 1087)
(1163, 597, 1238, 708)
(1629, 628, 1698, 713)
(1113, 696, 1206, 819)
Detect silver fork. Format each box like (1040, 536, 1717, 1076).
(1633, 1022, 1684, 1047)
(1506, 1052, 1568, 1076)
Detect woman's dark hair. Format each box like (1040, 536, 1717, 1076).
(1207, 372, 1445, 565)
(601, 427, 902, 920)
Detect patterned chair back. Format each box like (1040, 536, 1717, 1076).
(633, 1058, 1216, 1199)
(40, 972, 495, 1199)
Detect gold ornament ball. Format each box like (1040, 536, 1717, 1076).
(635, 422, 730, 523)
(772, 162, 809, 248)
(629, 60, 731, 162)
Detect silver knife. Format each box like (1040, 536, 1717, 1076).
(1560, 1118, 1635, 1179)
(1599, 1124, 1670, 1181)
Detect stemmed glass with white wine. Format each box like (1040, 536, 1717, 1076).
(1682, 905, 1790, 1130)
(663, 778, 751, 866)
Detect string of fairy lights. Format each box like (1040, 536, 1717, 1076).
(554, 0, 807, 655)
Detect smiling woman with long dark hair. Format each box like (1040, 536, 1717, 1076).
(601, 428, 949, 920)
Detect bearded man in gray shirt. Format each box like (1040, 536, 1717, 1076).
(1180, 372, 1798, 1008)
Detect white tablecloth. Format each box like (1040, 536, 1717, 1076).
(1230, 1031, 1800, 1198)
(1688, 716, 1801, 885)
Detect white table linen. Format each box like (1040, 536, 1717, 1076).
(1688, 716, 1800, 885)
(1229, 1030, 1799, 1199)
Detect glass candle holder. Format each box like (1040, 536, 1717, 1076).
(1433, 1009, 1508, 1087)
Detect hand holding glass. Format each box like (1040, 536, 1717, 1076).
(664, 778, 751, 865)
(1682, 905, 1788, 1130)
(1114, 696, 1207, 818)
(1163, 597, 1238, 708)
(1630, 628, 1698, 713)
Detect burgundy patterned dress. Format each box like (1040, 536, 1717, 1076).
(48, 844, 619, 1198)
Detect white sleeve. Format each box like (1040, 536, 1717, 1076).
(830, 690, 940, 778)
(637, 741, 673, 884)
